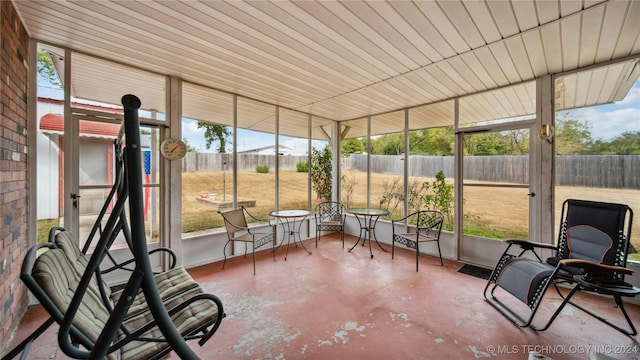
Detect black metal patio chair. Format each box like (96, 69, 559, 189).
(314, 201, 346, 248)
(391, 210, 444, 271)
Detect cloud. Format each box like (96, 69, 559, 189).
(618, 83, 640, 106)
(568, 106, 640, 141)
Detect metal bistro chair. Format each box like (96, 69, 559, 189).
(391, 210, 444, 271)
(218, 206, 275, 274)
(314, 201, 346, 248)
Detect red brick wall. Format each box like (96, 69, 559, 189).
(0, 1, 30, 352)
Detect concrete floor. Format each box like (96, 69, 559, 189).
(4, 233, 640, 360)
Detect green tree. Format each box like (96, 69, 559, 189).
(504, 129, 529, 155)
(463, 132, 509, 155)
(197, 122, 231, 153)
(370, 133, 403, 155)
(37, 49, 61, 87)
(311, 145, 332, 202)
(410, 127, 454, 155)
(421, 171, 454, 229)
(590, 131, 640, 155)
(554, 117, 593, 155)
(341, 138, 364, 157)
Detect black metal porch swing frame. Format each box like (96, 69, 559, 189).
(68, 94, 202, 358)
(6, 94, 224, 360)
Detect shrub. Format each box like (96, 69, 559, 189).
(256, 165, 269, 173)
(378, 177, 403, 215)
(340, 173, 357, 208)
(296, 160, 308, 172)
(311, 146, 332, 202)
(421, 170, 454, 229)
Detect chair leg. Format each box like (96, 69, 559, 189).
(536, 285, 639, 336)
(222, 241, 230, 269)
(341, 228, 344, 248)
(415, 242, 419, 272)
(272, 241, 276, 262)
(612, 295, 638, 336)
(436, 240, 443, 266)
(531, 284, 581, 332)
(252, 245, 256, 275)
(315, 229, 319, 248)
(391, 240, 395, 259)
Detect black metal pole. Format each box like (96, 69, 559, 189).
(121, 94, 199, 359)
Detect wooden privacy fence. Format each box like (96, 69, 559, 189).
(182, 153, 640, 190)
(182, 153, 305, 173)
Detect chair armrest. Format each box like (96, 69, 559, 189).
(391, 213, 413, 224)
(505, 239, 557, 251)
(243, 207, 274, 226)
(101, 247, 178, 275)
(559, 259, 634, 276)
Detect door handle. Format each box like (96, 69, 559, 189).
(71, 193, 81, 208)
(527, 192, 535, 197)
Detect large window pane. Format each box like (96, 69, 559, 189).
(408, 101, 455, 228)
(237, 98, 276, 219)
(370, 111, 405, 219)
(279, 109, 310, 211)
(311, 116, 331, 210)
(181, 84, 233, 235)
(340, 118, 368, 209)
(554, 67, 640, 260)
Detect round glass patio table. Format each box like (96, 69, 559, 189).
(270, 210, 312, 260)
(348, 208, 389, 258)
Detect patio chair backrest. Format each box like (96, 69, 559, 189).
(315, 201, 344, 222)
(221, 208, 249, 237)
(30, 246, 119, 360)
(557, 199, 631, 268)
(416, 210, 444, 233)
(54, 230, 112, 300)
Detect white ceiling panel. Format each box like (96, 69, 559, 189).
(464, 1, 502, 44)
(511, 0, 539, 32)
(596, 0, 632, 63)
(488, 42, 522, 82)
(414, 1, 471, 54)
(409, 101, 455, 131)
(505, 36, 534, 81)
(438, 1, 485, 49)
(521, 30, 549, 76)
(536, 0, 562, 24)
(486, 1, 519, 37)
(579, 6, 606, 67)
(539, 21, 564, 74)
(615, 0, 640, 58)
(12, 0, 639, 130)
